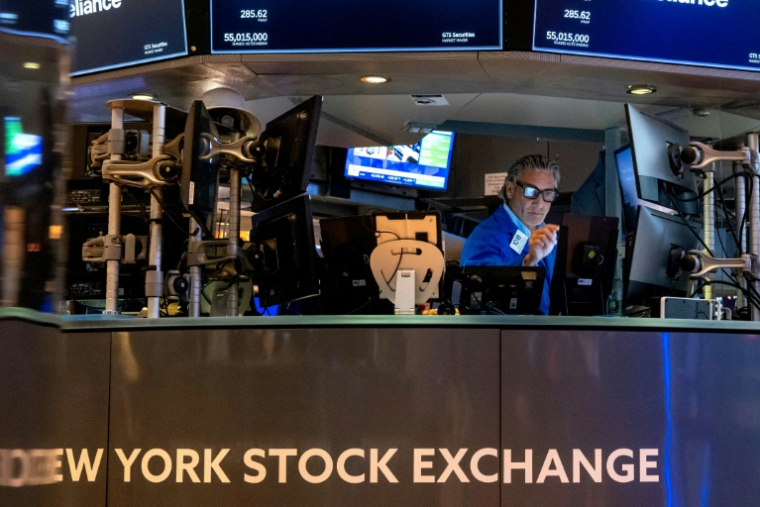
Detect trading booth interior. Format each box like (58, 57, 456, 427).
(4, 0, 760, 505)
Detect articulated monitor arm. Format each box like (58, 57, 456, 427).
(681, 249, 759, 280)
(680, 142, 755, 172)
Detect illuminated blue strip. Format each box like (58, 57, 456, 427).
(662, 331, 678, 507)
(700, 444, 711, 507)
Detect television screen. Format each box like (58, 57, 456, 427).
(0, 0, 69, 41)
(70, 0, 188, 75)
(4, 117, 42, 177)
(211, 0, 502, 53)
(344, 131, 454, 191)
(533, 0, 760, 72)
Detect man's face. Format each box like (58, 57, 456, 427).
(505, 169, 557, 228)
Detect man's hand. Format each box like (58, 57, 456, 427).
(523, 224, 559, 266)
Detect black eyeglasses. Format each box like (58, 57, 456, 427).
(515, 181, 559, 202)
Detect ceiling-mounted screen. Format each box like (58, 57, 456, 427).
(344, 131, 455, 191)
(532, 0, 760, 72)
(0, 0, 69, 41)
(70, 0, 188, 76)
(211, 0, 502, 53)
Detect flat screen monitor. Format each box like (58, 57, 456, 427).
(460, 266, 546, 315)
(614, 145, 640, 235)
(181, 100, 220, 238)
(210, 0, 502, 53)
(246, 194, 319, 308)
(549, 214, 618, 316)
(319, 215, 391, 315)
(70, 0, 188, 76)
(532, 0, 760, 72)
(344, 131, 455, 191)
(0, 0, 69, 41)
(625, 105, 698, 215)
(248, 96, 321, 211)
(624, 206, 700, 308)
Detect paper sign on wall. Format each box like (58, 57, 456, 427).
(484, 172, 508, 196)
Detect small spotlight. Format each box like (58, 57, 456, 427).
(130, 93, 156, 101)
(361, 75, 390, 84)
(627, 84, 657, 95)
(23, 62, 40, 70)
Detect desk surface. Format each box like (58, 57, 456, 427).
(2, 307, 759, 334)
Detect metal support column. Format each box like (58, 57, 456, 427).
(703, 166, 715, 300)
(146, 103, 166, 318)
(188, 218, 202, 317)
(104, 106, 123, 315)
(733, 160, 747, 309)
(226, 168, 240, 316)
(748, 133, 760, 321)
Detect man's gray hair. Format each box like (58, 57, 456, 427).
(498, 154, 560, 202)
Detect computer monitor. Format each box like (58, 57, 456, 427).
(459, 266, 546, 315)
(248, 96, 322, 211)
(246, 194, 319, 308)
(624, 206, 700, 308)
(181, 100, 220, 238)
(624, 104, 699, 215)
(319, 215, 390, 315)
(549, 214, 619, 316)
(344, 131, 455, 191)
(614, 145, 639, 235)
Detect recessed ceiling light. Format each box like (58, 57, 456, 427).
(361, 75, 390, 84)
(23, 62, 40, 70)
(130, 93, 156, 101)
(626, 84, 657, 95)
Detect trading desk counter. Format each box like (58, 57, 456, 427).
(2, 309, 760, 507)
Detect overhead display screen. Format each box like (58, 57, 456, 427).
(0, 0, 69, 41)
(533, 0, 760, 72)
(70, 0, 188, 76)
(211, 0, 502, 53)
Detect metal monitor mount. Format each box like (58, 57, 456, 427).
(674, 138, 760, 320)
(86, 99, 264, 318)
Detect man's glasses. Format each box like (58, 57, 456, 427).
(515, 181, 559, 202)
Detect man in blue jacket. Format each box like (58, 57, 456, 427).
(460, 154, 560, 314)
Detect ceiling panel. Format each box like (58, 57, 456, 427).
(70, 52, 760, 144)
